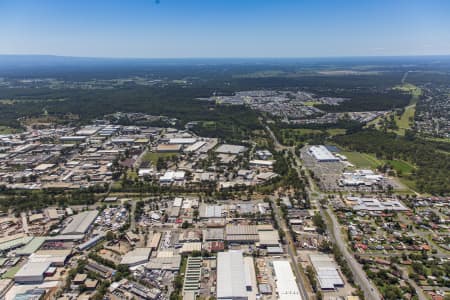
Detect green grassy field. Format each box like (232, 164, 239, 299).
(202, 121, 216, 128)
(385, 159, 415, 175)
(142, 152, 177, 165)
(326, 128, 347, 136)
(1, 264, 21, 279)
(394, 105, 416, 135)
(392, 84, 422, 135)
(341, 151, 383, 169)
(303, 101, 321, 106)
(0, 126, 22, 134)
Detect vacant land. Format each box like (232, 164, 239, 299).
(385, 159, 415, 175)
(341, 151, 382, 169)
(142, 152, 177, 165)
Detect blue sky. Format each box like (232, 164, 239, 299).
(1, 0, 450, 58)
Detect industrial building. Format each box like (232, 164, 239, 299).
(183, 257, 202, 293)
(225, 225, 259, 243)
(199, 204, 223, 219)
(121, 248, 152, 267)
(309, 254, 344, 290)
(76, 234, 105, 251)
(146, 251, 181, 271)
(347, 197, 409, 211)
(14, 261, 52, 283)
(217, 250, 249, 300)
(15, 237, 46, 256)
(308, 145, 339, 162)
(272, 260, 302, 300)
(61, 210, 99, 235)
(215, 144, 247, 155)
(148, 232, 162, 250)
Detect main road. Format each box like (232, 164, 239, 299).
(325, 207, 382, 300)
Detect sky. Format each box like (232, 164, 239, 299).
(1, 0, 450, 58)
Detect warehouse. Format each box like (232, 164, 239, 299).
(15, 261, 51, 283)
(183, 257, 202, 293)
(121, 248, 152, 267)
(348, 197, 408, 212)
(0, 236, 33, 253)
(309, 254, 344, 290)
(168, 138, 197, 144)
(257, 229, 280, 247)
(249, 160, 274, 168)
(76, 234, 105, 251)
(309, 145, 339, 162)
(30, 249, 72, 266)
(155, 144, 181, 153)
(146, 251, 182, 271)
(16, 237, 47, 256)
(203, 228, 225, 241)
(226, 224, 259, 244)
(217, 250, 248, 300)
(61, 210, 99, 235)
(199, 204, 223, 219)
(244, 256, 258, 299)
(184, 141, 206, 153)
(272, 260, 302, 300)
(215, 144, 247, 154)
(148, 232, 162, 250)
(159, 170, 185, 183)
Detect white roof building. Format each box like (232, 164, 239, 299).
(273, 260, 302, 300)
(215, 144, 247, 154)
(309, 254, 344, 290)
(309, 145, 339, 162)
(217, 250, 248, 300)
(121, 248, 152, 267)
(14, 261, 51, 283)
(169, 138, 197, 144)
(61, 210, 98, 235)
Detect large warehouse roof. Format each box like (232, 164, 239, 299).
(309, 145, 339, 162)
(309, 254, 344, 290)
(217, 250, 246, 299)
(15, 261, 51, 283)
(121, 248, 151, 266)
(61, 210, 98, 235)
(16, 237, 46, 256)
(273, 260, 302, 300)
(215, 144, 247, 154)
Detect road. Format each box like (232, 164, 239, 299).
(264, 125, 290, 151)
(326, 207, 382, 300)
(21, 212, 29, 234)
(270, 195, 310, 300)
(265, 123, 381, 300)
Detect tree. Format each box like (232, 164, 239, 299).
(106, 231, 115, 241)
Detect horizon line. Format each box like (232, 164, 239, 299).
(1, 53, 450, 60)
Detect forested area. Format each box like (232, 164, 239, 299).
(315, 89, 412, 112)
(333, 130, 450, 195)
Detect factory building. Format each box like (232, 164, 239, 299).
(61, 210, 99, 235)
(217, 250, 256, 300)
(272, 260, 302, 300)
(309, 254, 344, 290)
(308, 145, 339, 162)
(14, 261, 51, 283)
(121, 248, 152, 267)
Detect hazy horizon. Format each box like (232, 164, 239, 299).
(1, 0, 450, 58)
